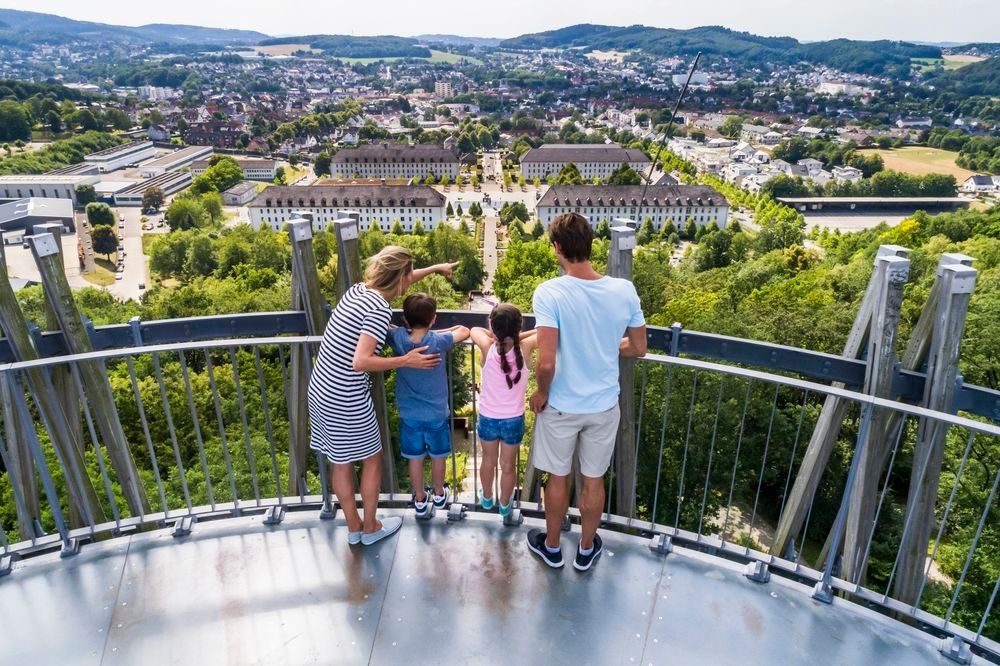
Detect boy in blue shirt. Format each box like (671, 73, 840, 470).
(389, 293, 470, 518)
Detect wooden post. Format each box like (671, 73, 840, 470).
(772, 245, 910, 557)
(893, 263, 978, 605)
(609, 224, 637, 516)
(841, 254, 910, 585)
(286, 217, 330, 495)
(29, 233, 149, 517)
(30, 223, 84, 488)
(0, 374, 40, 538)
(0, 245, 104, 527)
(333, 217, 397, 493)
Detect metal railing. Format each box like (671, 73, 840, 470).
(1, 326, 999, 662)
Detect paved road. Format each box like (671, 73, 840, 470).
(482, 215, 499, 291)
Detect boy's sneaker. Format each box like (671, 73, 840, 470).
(432, 485, 450, 510)
(413, 493, 432, 519)
(573, 534, 604, 572)
(526, 528, 564, 569)
(478, 488, 494, 511)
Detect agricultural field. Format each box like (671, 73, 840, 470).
(251, 43, 321, 56)
(332, 49, 482, 65)
(912, 54, 988, 72)
(860, 146, 976, 181)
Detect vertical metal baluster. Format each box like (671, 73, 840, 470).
(229, 347, 261, 507)
(277, 344, 306, 503)
(797, 499, 815, 566)
(303, 346, 333, 512)
(253, 346, 283, 504)
(126, 356, 168, 516)
(649, 365, 675, 530)
(178, 351, 215, 511)
(447, 351, 457, 500)
(0, 523, 9, 554)
(857, 415, 909, 576)
(152, 351, 192, 514)
(68, 363, 122, 530)
(205, 350, 239, 512)
(469, 343, 479, 506)
(913, 430, 977, 610)
(748, 384, 781, 552)
(944, 465, 1000, 623)
(378, 374, 396, 496)
(697, 377, 725, 537)
(721, 380, 752, 546)
(628, 361, 649, 526)
(9, 371, 74, 553)
(976, 575, 1000, 642)
(779, 390, 810, 519)
(674, 370, 700, 529)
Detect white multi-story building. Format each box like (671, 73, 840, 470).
(248, 185, 447, 232)
(192, 158, 277, 182)
(114, 171, 193, 206)
(536, 185, 729, 231)
(139, 146, 214, 178)
(434, 81, 453, 98)
(833, 165, 864, 183)
(84, 141, 157, 172)
(0, 174, 100, 205)
(331, 144, 459, 180)
(519, 144, 651, 181)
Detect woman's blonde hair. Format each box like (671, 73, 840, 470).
(365, 245, 414, 295)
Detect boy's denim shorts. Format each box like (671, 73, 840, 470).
(400, 419, 452, 459)
(477, 414, 526, 446)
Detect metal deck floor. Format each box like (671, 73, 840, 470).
(0, 511, 969, 665)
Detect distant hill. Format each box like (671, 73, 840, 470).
(0, 9, 268, 46)
(930, 56, 1000, 95)
(414, 34, 502, 47)
(261, 35, 431, 59)
(500, 23, 940, 75)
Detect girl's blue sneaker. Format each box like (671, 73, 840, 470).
(498, 498, 512, 517)
(478, 488, 494, 511)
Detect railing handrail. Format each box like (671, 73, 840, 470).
(2, 335, 996, 439)
(4, 310, 997, 422)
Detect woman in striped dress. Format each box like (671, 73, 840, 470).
(308, 246, 457, 545)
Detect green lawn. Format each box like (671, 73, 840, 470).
(84, 258, 118, 286)
(912, 55, 986, 72)
(861, 146, 976, 181)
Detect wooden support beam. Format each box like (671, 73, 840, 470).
(609, 225, 638, 517)
(0, 246, 103, 526)
(286, 218, 330, 496)
(842, 254, 911, 585)
(773, 245, 910, 557)
(894, 263, 978, 605)
(29, 233, 148, 518)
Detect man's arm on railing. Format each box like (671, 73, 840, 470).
(620, 325, 648, 358)
(529, 326, 558, 413)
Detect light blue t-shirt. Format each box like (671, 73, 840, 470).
(533, 275, 645, 414)
(389, 328, 455, 422)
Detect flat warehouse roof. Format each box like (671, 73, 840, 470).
(142, 146, 213, 168)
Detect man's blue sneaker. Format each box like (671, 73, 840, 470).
(526, 528, 564, 569)
(478, 488, 494, 511)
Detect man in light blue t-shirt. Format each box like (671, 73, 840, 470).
(526, 213, 647, 572)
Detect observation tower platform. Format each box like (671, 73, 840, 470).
(1, 510, 958, 665)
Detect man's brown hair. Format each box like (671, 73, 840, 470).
(402, 293, 437, 328)
(548, 212, 593, 263)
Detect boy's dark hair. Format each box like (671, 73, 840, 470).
(489, 304, 524, 389)
(402, 293, 437, 328)
(548, 212, 593, 262)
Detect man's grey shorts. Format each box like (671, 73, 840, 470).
(532, 403, 621, 478)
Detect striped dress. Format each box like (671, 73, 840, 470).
(307, 283, 391, 464)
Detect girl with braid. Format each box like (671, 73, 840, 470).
(470, 304, 537, 518)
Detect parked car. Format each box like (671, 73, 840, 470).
(115, 274, 123, 281)
(138, 282, 146, 290)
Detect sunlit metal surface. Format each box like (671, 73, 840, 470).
(0, 511, 958, 665)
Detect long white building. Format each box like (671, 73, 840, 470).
(519, 144, 651, 181)
(192, 158, 277, 182)
(84, 141, 157, 172)
(139, 146, 214, 178)
(0, 174, 100, 206)
(114, 171, 192, 206)
(330, 144, 459, 180)
(248, 185, 447, 232)
(536, 185, 729, 230)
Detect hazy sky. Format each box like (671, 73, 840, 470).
(2, 0, 997, 43)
